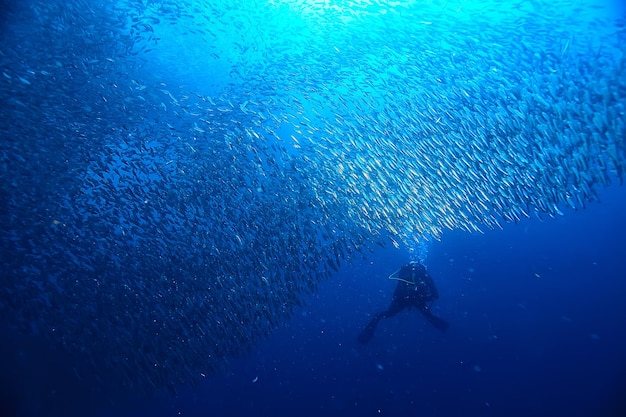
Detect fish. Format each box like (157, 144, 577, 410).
(0, 0, 624, 400)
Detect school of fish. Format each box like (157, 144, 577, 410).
(1, 0, 624, 396)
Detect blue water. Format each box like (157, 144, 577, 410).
(2, 0, 626, 416)
(119, 184, 625, 417)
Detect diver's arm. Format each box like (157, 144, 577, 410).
(423, 273, 439, 300)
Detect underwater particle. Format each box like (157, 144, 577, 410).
(473, 365, 482, 373)
(2, 0, 624, 398)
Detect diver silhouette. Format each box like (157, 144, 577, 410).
(358, 261, 449, 344)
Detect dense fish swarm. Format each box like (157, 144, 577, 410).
(1, 0, 624, 395)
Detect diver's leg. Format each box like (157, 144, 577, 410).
(418, 304, 449, 332)
(358, 312, 384, 344)
(381, 297, 406, 319)
(358, 299, 407, 344)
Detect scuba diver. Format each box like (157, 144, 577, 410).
(358, 261, 449, 344)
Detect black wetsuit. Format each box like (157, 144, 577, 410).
(358, 262, 449, 344)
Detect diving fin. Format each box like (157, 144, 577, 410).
(421, 310, 449, 332)
(358, 318, 379, 344)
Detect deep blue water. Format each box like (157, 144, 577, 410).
(2, 1, 626, 416)
(107, 184, 626, 417)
